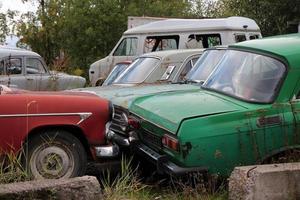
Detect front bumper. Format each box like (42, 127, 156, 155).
(94, 143, 119, 158)
(106, 129, 138, 147)
(136, 143, 207, 176)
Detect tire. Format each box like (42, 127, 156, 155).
(25, 130, 87, 179)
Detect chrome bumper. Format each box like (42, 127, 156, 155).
(136, 143, 207, 176)
(106, 129, 138, 147)
(94, 143, 119, 158)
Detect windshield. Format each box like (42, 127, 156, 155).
(203, 50, 286, 103)
(186, 49, 225, 82)
(103, 63, 129, 86)
(114, 57, 160, 84)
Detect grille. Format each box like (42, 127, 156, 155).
(109, 105, 128, 135)
(140, 129, 162, 148)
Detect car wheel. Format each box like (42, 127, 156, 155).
(25, 130, 87, 179)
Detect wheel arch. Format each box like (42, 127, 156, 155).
(23, 125, 93, 161)
(258, 145, 300, 164)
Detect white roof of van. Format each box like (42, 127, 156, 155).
(124, 16, 261, 35)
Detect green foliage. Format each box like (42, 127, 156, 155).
(15, 0, 192, 74)
(218, 0, 300, 36)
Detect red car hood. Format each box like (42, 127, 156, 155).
(1, 85, 97, 98)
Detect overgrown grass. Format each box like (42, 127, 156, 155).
(101, 157, 228, 200)
(0, 150, 30, 184)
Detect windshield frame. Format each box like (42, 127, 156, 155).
(113, 55, 162, 84)
(103, 62, 130, 86)
(201, 48, 288, 104)
(184, 47, 226, 84)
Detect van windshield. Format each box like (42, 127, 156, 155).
(113, 37, 138, 56)
(113, 57, 160, 84)
(185, 49, 225, 83)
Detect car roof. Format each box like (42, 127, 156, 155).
(229, 33, 300, 68)
(0, 46, 40, 58)
(124, 17, 261, 35)
(140, 49, 203, 63)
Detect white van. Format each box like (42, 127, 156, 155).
(89, 16, 262, 86)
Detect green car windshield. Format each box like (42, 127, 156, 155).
(185, 49, 226, 83)
(203, 50, 286, 103)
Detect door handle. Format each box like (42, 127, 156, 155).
(26, 78, 34, 81)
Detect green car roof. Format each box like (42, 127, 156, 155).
(230, 33, 300, 68)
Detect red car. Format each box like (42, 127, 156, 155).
(0, 85, 116, 179)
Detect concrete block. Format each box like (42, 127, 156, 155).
(229, 162, 300, 200)
(0, 176, 102, 200)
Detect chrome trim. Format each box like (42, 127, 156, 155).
(0, 112, 92, 124)
(94, 144, 119, 157)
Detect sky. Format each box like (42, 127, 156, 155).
(0, 0, 37, 13)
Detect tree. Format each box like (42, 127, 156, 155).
(16, 0, 192, 75)
(219, 0, 300, 36)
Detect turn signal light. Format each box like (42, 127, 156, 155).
(128, 118, 140, 129)
(162, 134, 179, 152)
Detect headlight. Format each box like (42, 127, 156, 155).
(120, 112, 128, 131)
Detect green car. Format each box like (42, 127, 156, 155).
(108, 34, 300, 177)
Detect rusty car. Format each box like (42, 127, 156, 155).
(106, 33, 300, 177)
(0, 85, 115, 179)
(0, 46, 86, 91)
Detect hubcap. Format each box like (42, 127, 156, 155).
(30, 143, 75, 179)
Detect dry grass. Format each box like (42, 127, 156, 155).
(101, 157, 227, 200)
(0, 150, 30, 184)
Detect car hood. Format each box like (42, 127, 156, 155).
(74, 84, 200, 108)
(2, 85, 97, 98)
(131, 90, 247, 133)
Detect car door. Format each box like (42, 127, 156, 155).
(3, 56, 27, 89)
(0, 94, 27, 152)
(24, 56, 50, 91)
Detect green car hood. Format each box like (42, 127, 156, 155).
(131, 90, 247, 133)
(74, 84, 199, 108)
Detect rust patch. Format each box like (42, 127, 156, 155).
(214, 149, 222, 159)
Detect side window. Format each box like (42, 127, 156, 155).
(178, 56, 200, 82)
(0, 60, 4, 75)
(25, 58, 46, 74)
(6, 58, 22, 75)
(144, 35, 179, 53)
(235, 34, 247, 42)
(250, 34, 260, 40)
(113, 37, 138, 56)
(186, 34, 221, 49)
